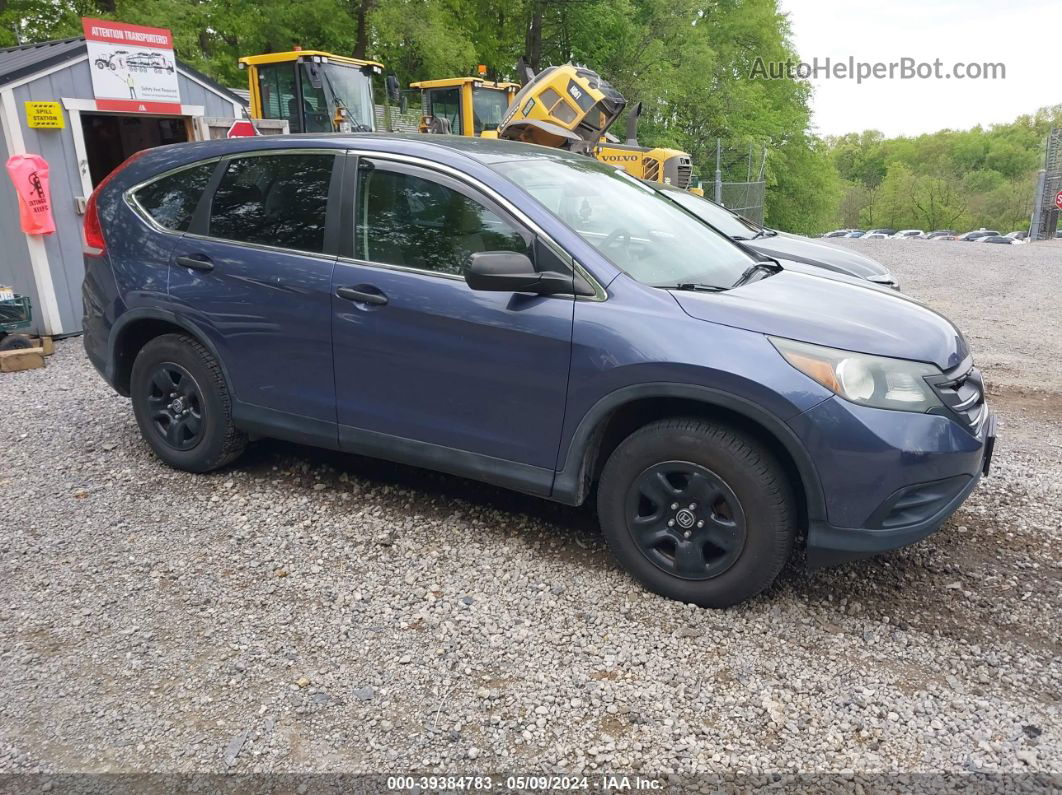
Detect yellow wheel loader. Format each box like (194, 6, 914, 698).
(498, 63, 694, 189)
(409, 76, 519, 137)
(239, 50, 385, 133)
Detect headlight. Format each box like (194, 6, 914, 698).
(771, 337, 943, 412)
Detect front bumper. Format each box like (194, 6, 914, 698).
(806, 466, 983, 568)
(792, 397, 995, 568)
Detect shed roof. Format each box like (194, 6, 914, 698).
(0, 37, 85, 86)
(0, 36, 247, 107)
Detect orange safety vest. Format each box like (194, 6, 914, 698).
(6, 153, 56, 236)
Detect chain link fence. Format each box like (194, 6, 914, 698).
(720, 180, 766, 226)
(707, 140, 768, 226)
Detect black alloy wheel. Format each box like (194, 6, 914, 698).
(625, 461, 747, 580)
(597, 417, 795, 607)
(145, 362, 205, 451)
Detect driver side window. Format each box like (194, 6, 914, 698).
(355, 162, 530, 276)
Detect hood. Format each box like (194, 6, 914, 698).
(671, 269, 968, 371)
(747, 233, 891, 280)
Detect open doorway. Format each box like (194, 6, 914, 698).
(80, 113, 189, 187)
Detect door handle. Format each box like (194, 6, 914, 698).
(175, 254, 214, 272)
(336, 286, 388, 306)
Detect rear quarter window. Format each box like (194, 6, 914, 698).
(132, 161, 216, 232)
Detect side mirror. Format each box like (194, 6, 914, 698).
(466, 251, 573, 295)
(385, 74, 401, 104)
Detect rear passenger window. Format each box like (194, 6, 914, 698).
(208, 153, 335, 253)
(133, 162, 215, 231)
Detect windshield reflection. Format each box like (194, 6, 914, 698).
(496, 158, 754, 290)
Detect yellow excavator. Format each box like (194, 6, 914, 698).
(239, 50, 387, 133)
(409, 75, 519, 137)
(498, 63, 695, 190)
(595, 102, 695, 189)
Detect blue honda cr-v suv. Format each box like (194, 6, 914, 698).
(82, 134, 995, 607)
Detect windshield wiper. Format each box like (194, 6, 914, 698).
(750, 228, 778, 240)
(732, 260, 782, 288)
(655, 282, 729, 292)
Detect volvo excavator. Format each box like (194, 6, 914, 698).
(497, 62, 694, 190)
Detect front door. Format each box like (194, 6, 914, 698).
(331, 156, 575, 493)
(168, 150, 340, 428)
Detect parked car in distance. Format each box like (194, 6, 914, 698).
(977, 235, 1015, 245)
(1004, 231, 1027, 241)
(892, 229, 924, 239)
(926, 230, 957, 239)
(864, 228, 897, 237)
(957, 229, 999, 241)
(822, 229, 857, 238)
(1056, 230, 1062, 239)
(844, 230, 866, 238)
(654, 186, 898, 289)
(82, 135, 994, 608)
(863, 232, 891, 240)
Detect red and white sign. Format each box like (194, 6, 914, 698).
(82, 18, 181, 114)
(226, 120, 259, 138)
(1055, 189, 1062, 211)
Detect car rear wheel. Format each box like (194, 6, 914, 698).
(130, 334, 246, 472)
(597, 417, 795, 608)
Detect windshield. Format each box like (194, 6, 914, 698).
(473, 87, 510, 134)
(319, 63, 375, 131)
(496, 157, 755, 289)
(662, 190, 762, 240)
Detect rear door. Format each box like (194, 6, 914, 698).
(330, 154, 575, 492)
(168, 149, 341, 432)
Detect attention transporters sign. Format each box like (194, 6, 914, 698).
(82, 18, 181, 114)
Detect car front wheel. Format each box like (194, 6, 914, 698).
(597, 417, 795, 608)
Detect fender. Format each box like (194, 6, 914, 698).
(106, 307, 236, 399)
(551, 382, 827, 521)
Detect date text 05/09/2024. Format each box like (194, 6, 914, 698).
(385, 774, 664, 791)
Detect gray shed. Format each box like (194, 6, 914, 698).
(0, 37, 246, 336)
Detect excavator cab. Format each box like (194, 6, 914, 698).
(410, 77, 519, 137)
(498, 64, 626, 153)
(240, 51, 383, 133)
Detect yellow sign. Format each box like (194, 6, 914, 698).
(25, 101, 65, 129)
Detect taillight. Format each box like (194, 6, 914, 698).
(83, 149, 148, 256)
(83, 188, 106, 254)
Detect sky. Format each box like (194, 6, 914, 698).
(778, 0, 1061, 138)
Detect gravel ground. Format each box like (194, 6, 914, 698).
(1, 240, 1059, 785)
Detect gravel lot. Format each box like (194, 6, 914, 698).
(1, 239, 1060, 784)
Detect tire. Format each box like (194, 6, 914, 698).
(0, 334, 33, 351)
(597, 417, 795, 608)
(130, 333, 246, 472)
